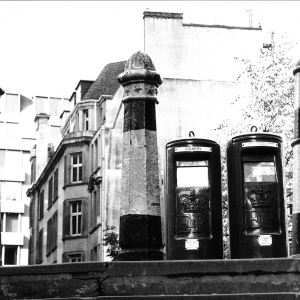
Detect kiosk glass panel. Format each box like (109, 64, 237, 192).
(242, 155, 280, 235)
(244, 162, 276, 182)
(175, 160, 211, 240)
(176, 161, 208, 187)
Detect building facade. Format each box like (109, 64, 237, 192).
(27, 11, 272, 264)
(27, 62, 125, 264)
(0, 93, 68, 266)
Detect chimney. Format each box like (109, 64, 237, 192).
(34, 113, 50, 179)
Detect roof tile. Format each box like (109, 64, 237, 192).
(83, 61, 126, 100)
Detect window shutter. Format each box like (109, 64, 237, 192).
(82, 198, 88, 236)
(63, 201, 70, 240)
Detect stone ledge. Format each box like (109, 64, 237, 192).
(2, 259, 300, 299)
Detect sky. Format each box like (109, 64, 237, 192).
(1, 1, 300, 99)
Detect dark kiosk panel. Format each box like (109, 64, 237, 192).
(227, 132, 289, 258)
(165, 138, 223, 260)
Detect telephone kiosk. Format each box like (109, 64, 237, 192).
(227, 132, 289, 258)
(165, 135, 223, 260)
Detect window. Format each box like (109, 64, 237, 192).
(63, 198, 87, 240)
(91, 186, 100, 228)
(91, 190, 97, 227)
(50, 97, 60, 116)
(37, 229, 43, 264)
(70, 201, 82, 236)
(3, 213, 19, 232)
(47, 211, 58, 255)
(71, 153, 82, 183)
(29, 198, 35, 228)
(83, 110, 89, 130)
(176, 161, 209, 187)
(54, 169, 58, 201)
(6, 94, 19, 113)
(0, 181, 21, 201)
(94, 140, 98, 169)
(69, 253, 82, 263)
(244, 162, 276, 182)
(0, 150, 5, 170)
(3, 246, 18, 265)
(39, 190, 44, 219)
(63, 252, 83, 263)
(6, 150, 22, 173)
(48, 177, 53, 207)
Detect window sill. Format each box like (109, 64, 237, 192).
(62, 235, 87, 241)
(63, 182, 88, 190)
(89, 223, 101, 235)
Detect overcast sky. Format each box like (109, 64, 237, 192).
(1, 1, 300, 99)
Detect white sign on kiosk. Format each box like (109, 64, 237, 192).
(242, 142, 278, 148)
(175, 146, 212, 152)
(185, 239, 199, 250)
(258, 235, 272, 246)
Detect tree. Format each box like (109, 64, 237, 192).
(214, 33, 296, 258)
(102, 225, 120, 260)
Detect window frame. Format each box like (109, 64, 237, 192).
(2, 212, 20, 233)
(54, 168, 58, 201)
(70, 201, 82, 236)
(2, 245, 19, 266)
(83, 109, 89, 131)
(48, 177, 53, 208)
(46, 211, 58, 256)
(71, 153, 83, 183)
(63, 198, 88, 241)
(39, 190, 44, 220)
(63, 251, 83, 263)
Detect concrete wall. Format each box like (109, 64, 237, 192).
(2, 258, 300, 299)
(144, 12, 264, 81)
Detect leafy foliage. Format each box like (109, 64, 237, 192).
(214, 34, 296, 258)
(102, 225, 120, 260)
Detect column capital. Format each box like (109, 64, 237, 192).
(118, 51, 162, 87)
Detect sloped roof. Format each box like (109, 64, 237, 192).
(82, 61, 126, 100)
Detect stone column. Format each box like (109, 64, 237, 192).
(117, 51, 163, 260)
(292, 60, 300, 256)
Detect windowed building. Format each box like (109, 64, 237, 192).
(27, 11, 270, 265)
(27, 63, 125, 264)
(0, 93, 68, 266)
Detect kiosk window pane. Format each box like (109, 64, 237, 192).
(176, 161, 208, 187)
(244, 162, 276, 182)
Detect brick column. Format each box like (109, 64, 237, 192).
(292, 60, 300, 256)
(117, 51, 163, 260)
